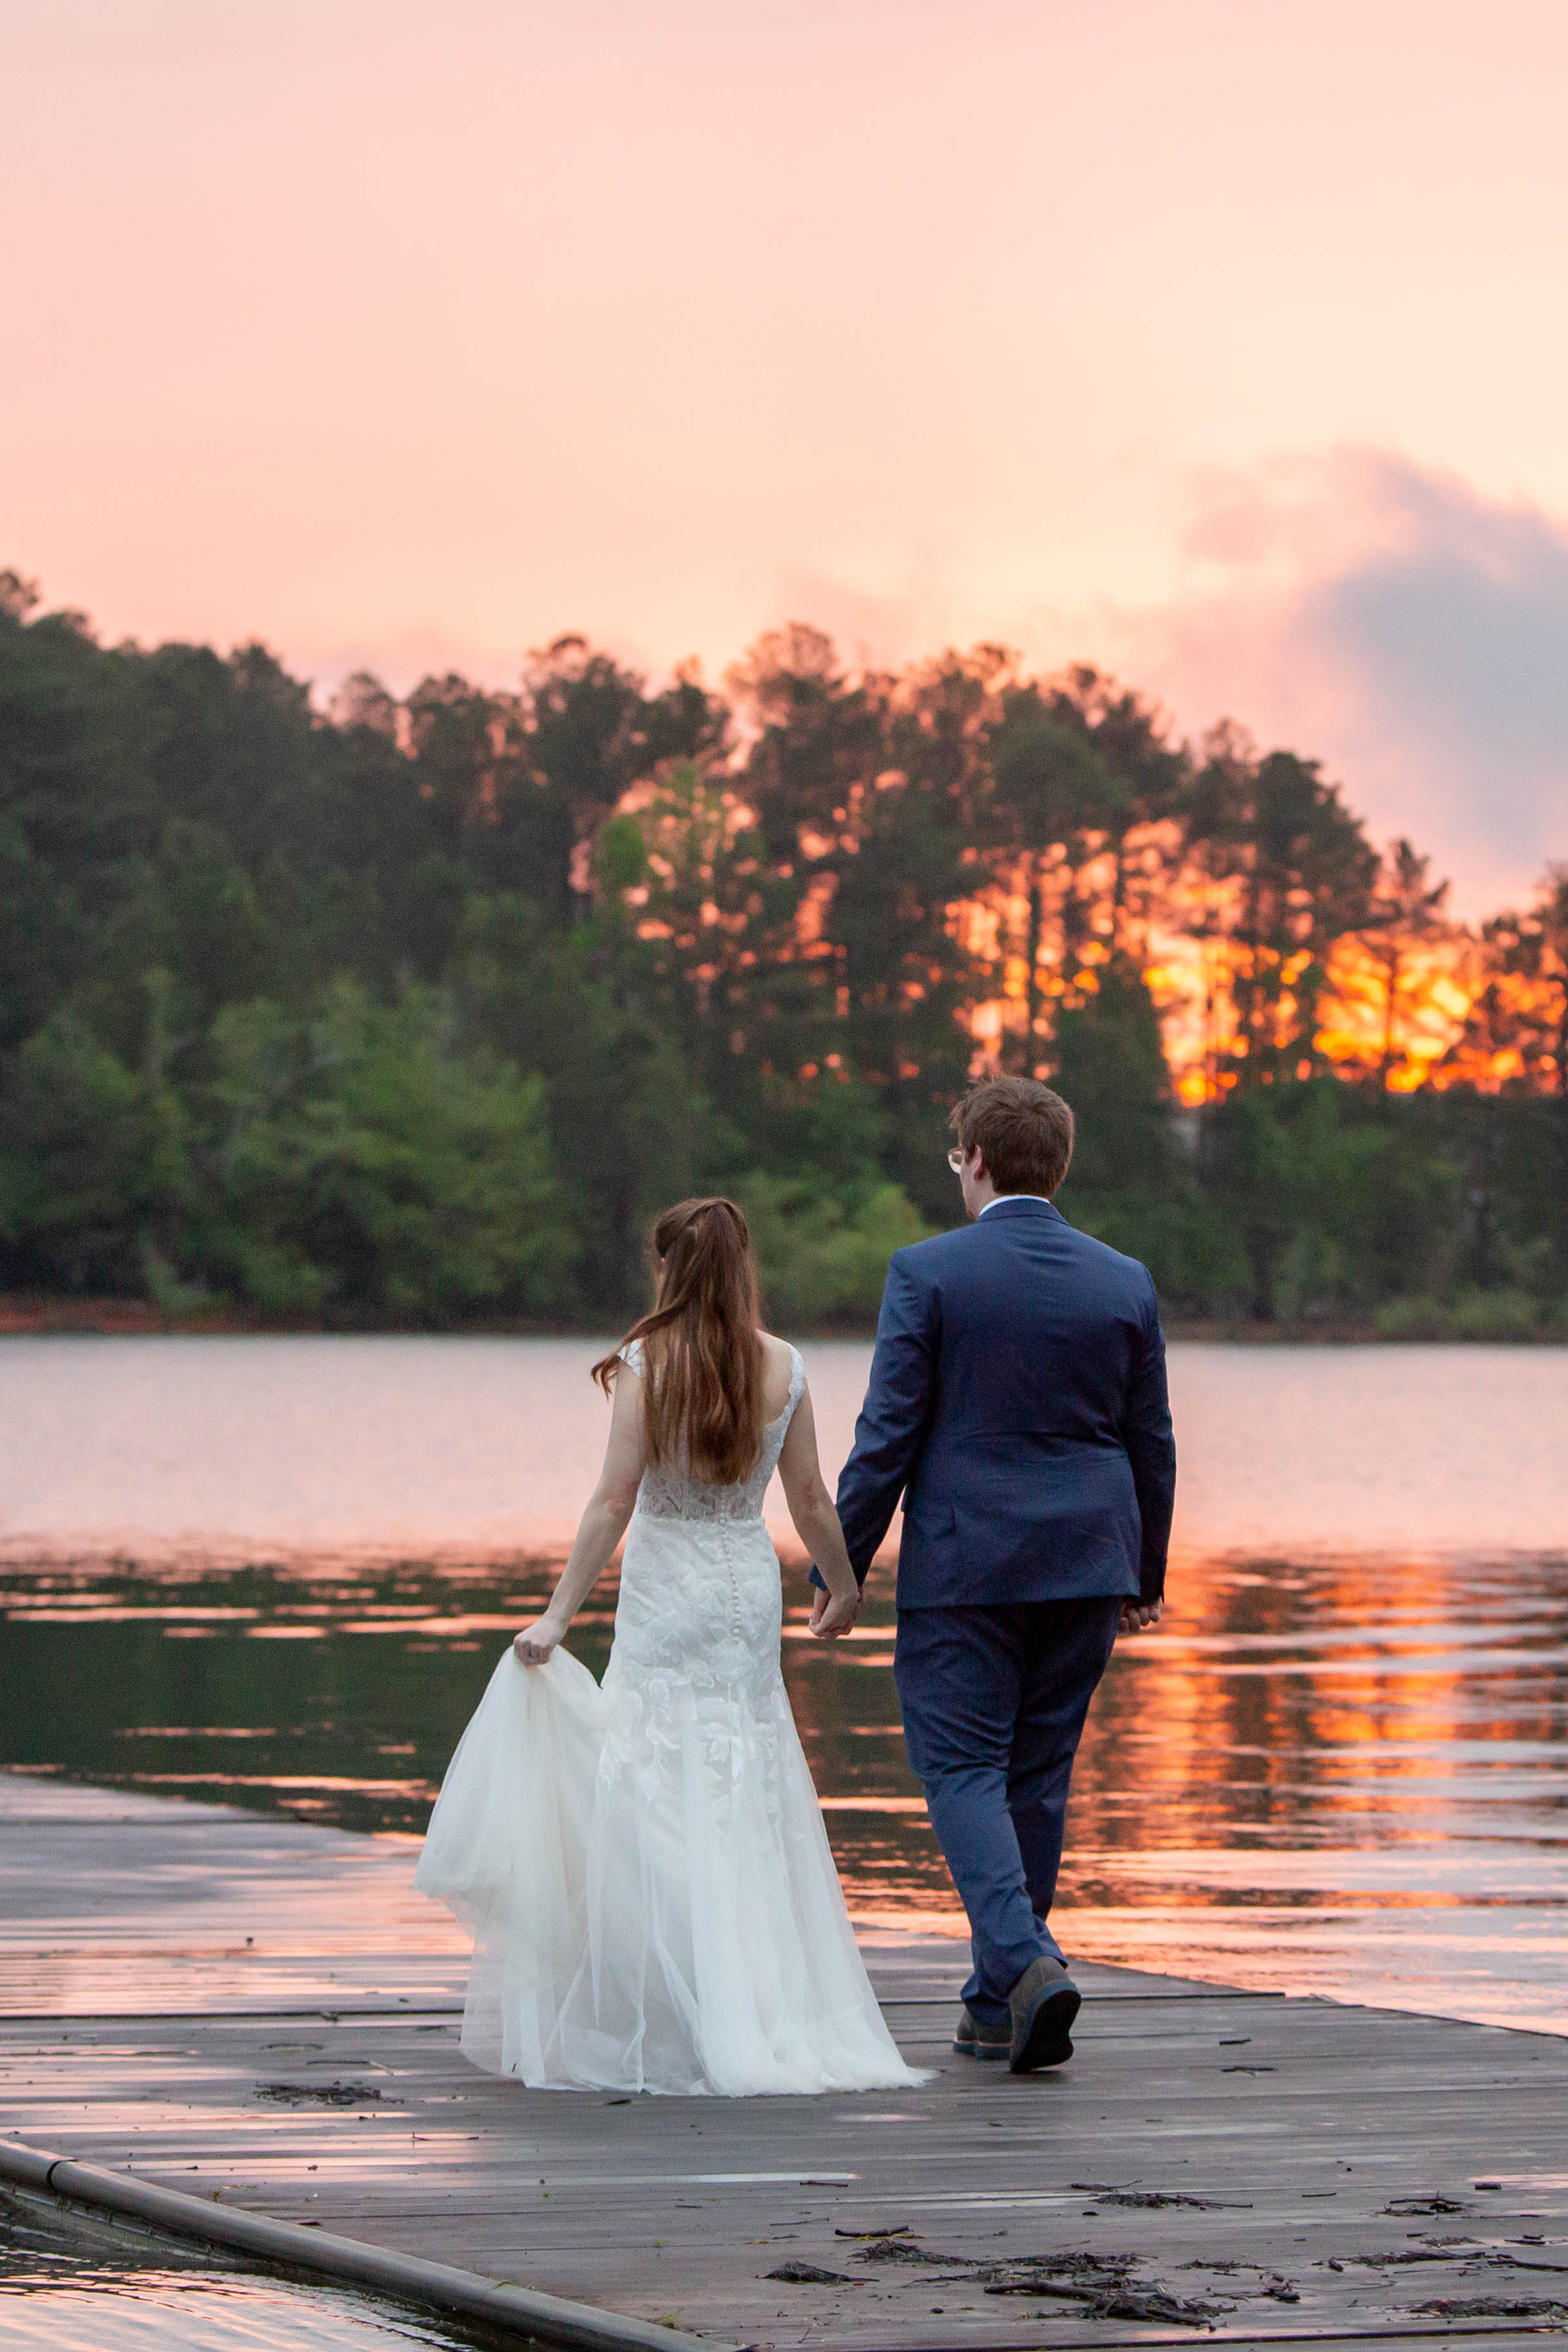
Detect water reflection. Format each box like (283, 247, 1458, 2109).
(1057, 1551, 1568, 2030)
(4, 1337, 1566, 1563)
(0, 2187, 497, 2350)
(0, 1557, 552, 1835)
(2, 1543, 1565, 2033)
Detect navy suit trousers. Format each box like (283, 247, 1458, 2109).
(893, 1597, 1122, 2023)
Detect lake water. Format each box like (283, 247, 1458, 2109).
(2, 1337, 1566, 2037)
(0, 2181, 491, 2352)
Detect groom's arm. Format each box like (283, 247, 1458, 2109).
(814, 1250, 938, 1591)
(1121, 1271, 1176, 1603)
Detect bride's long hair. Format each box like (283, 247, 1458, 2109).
(593, 1198, 766, 1484)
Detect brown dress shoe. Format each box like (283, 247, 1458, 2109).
(1007, 1953, 1080, 2072)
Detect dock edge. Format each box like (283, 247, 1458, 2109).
(0, 2137, 741, 2352)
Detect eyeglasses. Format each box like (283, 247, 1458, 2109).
(947, 1147, 968, 1173)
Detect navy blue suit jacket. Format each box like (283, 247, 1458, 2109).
(834, 1198, 1176, 1609)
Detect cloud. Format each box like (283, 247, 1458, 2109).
(1118, 451, 1568, 916)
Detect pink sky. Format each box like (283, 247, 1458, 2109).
(7, 0, 1567, 911)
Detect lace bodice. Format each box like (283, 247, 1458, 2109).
(622, 1339, 805, 1524)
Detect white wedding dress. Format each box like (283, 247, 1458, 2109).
(415, 1343, 920, 2096)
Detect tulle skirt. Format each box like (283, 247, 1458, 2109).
(414, 1641, 923, 2096)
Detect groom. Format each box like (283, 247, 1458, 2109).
(813, 1077, 1175, 2074)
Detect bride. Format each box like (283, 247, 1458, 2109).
(415, 1196, 922, 2096)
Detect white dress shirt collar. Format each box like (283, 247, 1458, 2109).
(978, 1193, 1054, 1215)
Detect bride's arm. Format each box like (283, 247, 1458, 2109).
(514, 1365, 648, 1665)
(777, 1383, 862, 1639)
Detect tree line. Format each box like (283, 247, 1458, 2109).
(2, 572, 1564, 1334)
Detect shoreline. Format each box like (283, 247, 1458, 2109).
(2, 1298, 1565, 1345)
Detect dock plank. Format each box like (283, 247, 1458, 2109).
(3, 1774, 1566, 2348)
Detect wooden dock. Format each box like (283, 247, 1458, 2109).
(2, 1774, 1566, 2349)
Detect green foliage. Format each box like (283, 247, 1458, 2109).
(1373, 1289, 1567, 1342)
(194, 985, 572, 1321)
(737, 1171, 933, 1326)
(1047, 965, 1239, 1304)
(0, 1010, 158, 1290)
(453, 893, 710, 1316)
(1195, 1079, 1463, 1321)
(1051, 964, 1174, 1194)
(0, 582, 1561, 1330)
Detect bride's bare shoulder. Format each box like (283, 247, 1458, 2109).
(758, 1330, 797, 1419)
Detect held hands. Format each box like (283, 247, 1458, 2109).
(513, 1617, 562, 1667)
(808, 1579, 863, 1639)
(1118, 1597, 1163, 1636)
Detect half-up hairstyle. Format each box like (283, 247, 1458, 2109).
(592, 1198, 766, 1485)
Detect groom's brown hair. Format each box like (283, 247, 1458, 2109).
(951, 1077, 1075, 1198)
